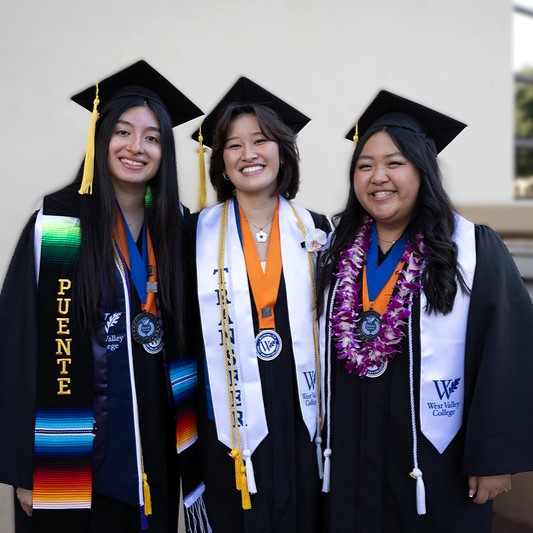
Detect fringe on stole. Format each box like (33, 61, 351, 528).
(184, 495, 212, 533)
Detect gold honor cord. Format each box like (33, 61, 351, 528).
(218, 201, 252, 510)
(287, 202, 322, 432)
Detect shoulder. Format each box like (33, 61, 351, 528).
(42, 183, 81, 216)
(308, 210, 332, 233)
(471, 224, 530, 296)
(184, 210, 200, 234)
(473, 224, 515, 265)
(287, 199, 332, 233)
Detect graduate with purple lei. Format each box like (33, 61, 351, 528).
(317, 90, 533, 532)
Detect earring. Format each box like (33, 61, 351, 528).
(223, 172, 230, 181)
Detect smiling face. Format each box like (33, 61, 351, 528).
(222, 113, 281, 200)
(353, 130, 421, 234)
(107, 105, 162, 194)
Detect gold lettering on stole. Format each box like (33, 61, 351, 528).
(56, 278, 73, 395)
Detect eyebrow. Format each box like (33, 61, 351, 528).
(225, 131, 264, 142)
(116, 119, 161, 132)
(359, 151, 403, 160)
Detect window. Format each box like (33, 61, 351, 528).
(514, 3, 533, 199)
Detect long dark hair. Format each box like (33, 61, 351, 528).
(318, 124, 466, 315)
(209, 102, 301, 201)
(74, 94, 185, 346)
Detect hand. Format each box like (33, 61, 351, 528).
(16, 487, 33, 517)
(468, 474, 512, 504)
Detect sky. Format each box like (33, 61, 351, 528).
(514, 2, 533, 71)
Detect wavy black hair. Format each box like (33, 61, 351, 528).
(209, 102, 301, 201)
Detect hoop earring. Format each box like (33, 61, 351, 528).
(223, 172, 230, 181)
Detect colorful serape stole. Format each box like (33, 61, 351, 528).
(169, 358, 198, 453)
(33, 408, 93, 508)
(168, 358, 212, 531)
(33, 212, 94, 516)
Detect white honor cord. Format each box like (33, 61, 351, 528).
(322, 278, 339, 492)
(408, 299, 426, 515)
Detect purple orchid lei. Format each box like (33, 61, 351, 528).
(330, 218, 426, 377)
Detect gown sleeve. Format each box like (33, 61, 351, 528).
(462, 225, 533, 475)
(0, 211, 40, 488)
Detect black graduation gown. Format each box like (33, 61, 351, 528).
(186, 210, 330, 533)
(0, 185, 180, 533)
(323, 225, 533, 533)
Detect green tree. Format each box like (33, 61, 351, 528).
(515, 66, 533, 177)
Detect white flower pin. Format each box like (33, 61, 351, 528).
(303, 228, 329, 253)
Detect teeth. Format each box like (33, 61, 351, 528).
(121, 158, 144, 167)
(242, 165, 263, 174)
(373, 191, 394, 197)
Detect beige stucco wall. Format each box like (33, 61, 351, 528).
(1, 0, 531, 529)
(0, 0, 521, 278)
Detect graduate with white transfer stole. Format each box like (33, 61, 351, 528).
(318, 89, 533, 533)
(187, 77, 331, 533)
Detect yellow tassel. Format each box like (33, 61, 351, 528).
(142, 472, 152, 515)
(78, 83, 100, 195)
(230, 449, 242, 490)
(240, 466, 251, 510)
(197, 128, 207, 210)
(353, 122, 359, 147)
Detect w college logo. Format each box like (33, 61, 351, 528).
(303, 370, 317, 391)
(433, 378, 461, 400)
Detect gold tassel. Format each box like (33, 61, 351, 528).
(353, 122, 359, 147)
(197, 127, 207, 210)
(230, 449, 242, 490)
(239, 465, 251, 510)
(78, 83, 100, 195)
(142, 472, 152, 515)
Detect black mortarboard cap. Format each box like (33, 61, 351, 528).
(71, 59, 203, 128)
(72, 60, 203, 195)
(345, 90, 466, 153)
(192, 76, 311, 148)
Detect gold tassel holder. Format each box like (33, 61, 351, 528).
(78, 83, 100, 195)
(197, 128, 207, 210)
(353, 122, 359, 147)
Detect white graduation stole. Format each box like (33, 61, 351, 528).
(419, 214, 476, 453)
(196, 198, 322, 472)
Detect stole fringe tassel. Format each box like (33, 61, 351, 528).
(185, 496, 213, 533)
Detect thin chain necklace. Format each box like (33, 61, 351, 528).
(244, 215, 273, 243)
(377, 232, 403, 245)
